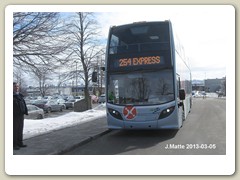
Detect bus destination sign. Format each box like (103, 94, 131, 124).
(118, 56, 163, 67)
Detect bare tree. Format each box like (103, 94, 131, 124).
(29, 66, 53, 97)
(13, 12, 73, 93)
(13, 67, 24, 85)
(56, 71, 75, 94)
(67, 12, 105, 109)
(13, 12, 71, 68)
(13, 68, 28, 96)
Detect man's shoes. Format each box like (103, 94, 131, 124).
(13, 144, 27, 150)
(18, 144, 27, 148)
(13, 146, 20, 150)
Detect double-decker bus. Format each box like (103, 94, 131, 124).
(103, 20, 192, 129)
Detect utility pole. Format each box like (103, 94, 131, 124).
(75, 61, 78, 96)
(97, 56, 100, 91)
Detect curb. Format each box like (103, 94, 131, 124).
(54, 129, 111, 155)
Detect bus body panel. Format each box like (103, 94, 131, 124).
(106, 101, 181, 129)
(107, 108, 180, 129)
(105, 20, 191, 130)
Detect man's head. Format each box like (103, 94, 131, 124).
(13, 82, 20, 93)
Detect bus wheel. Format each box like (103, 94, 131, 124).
(182, 106, 185, 121)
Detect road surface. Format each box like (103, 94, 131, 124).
(64, 98, 226, 155)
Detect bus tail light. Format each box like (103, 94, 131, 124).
(108, 108, 123, 120)
(159, 106, 175, 119)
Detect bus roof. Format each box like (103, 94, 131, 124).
(110, 20, 171, 29)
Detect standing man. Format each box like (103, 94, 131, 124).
(13, 82, 28, 150)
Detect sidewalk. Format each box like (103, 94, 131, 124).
(13, 117, 110, 155)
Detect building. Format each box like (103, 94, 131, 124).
(204, 78, 226, 93)
(192, 80, 205, 91)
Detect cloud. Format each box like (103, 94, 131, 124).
(96, 5, 234, 80)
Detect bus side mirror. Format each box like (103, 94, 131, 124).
(179, 89, 186, 100)
(92, 72, 97, 82)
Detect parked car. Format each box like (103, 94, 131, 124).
(43, 96, 52, 100)
(32, 100, 64, 113)
(64, 99, 76, 109)
(56, 98, 66, 109)
(74, 96, 84, 101)
(25, 105, 44, 119)
(66, 95, 74, 101)
(98, 94, 106, 103)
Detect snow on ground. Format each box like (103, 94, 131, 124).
(23, 103, 106, 140)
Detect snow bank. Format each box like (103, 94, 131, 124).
(23, 104, 106, 139)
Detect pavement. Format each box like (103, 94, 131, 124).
(13, 117, 110, 155)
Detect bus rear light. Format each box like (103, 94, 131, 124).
(108, 108, 123, 120)
(159, 106, 175, 119)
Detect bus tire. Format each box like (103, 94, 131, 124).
(182, 106, 185, 121)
